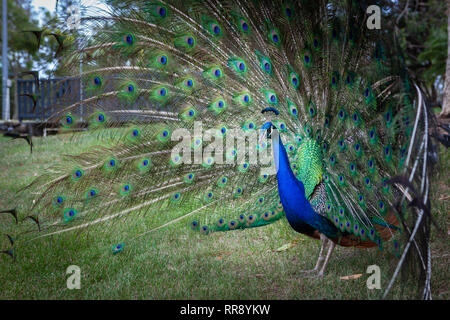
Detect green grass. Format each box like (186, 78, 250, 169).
(0, 133, 448, 300)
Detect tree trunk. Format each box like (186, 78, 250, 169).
(440, 0, 450, 118)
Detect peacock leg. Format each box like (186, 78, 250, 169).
(316, 240, 336, 278)
(300, 233, 327, 274)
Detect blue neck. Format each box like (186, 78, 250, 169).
(273, 135, 337, 237)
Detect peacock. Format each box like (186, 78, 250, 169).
(2, 0, 435, 297)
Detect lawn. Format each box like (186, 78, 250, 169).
(0, 132, 448, 299)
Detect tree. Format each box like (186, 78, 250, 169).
(391, 0, 447, 114)
(0, 0, 40, 118)
(442, 1, 450, 118)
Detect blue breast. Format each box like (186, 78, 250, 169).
(273, 135, 338, 238)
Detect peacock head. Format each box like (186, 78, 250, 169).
(260, 121, 276, 139)
(260, 107, 280, 139)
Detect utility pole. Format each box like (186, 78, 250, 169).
(2, 0, 9, 120)
(79, 0, 83, 122)
(67, 1, 82, 121)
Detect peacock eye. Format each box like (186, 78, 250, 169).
(158, 6, 166, 17)
(125, 34, 133, 45)
(211, 23, 220, 35)
(285, 7, 292, 17)
(185, 36, 194, 46)
(92, 76, 101, 86)
(270, 30, 279, 43)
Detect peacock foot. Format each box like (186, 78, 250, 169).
(299, 271, 324, 279)
(299, 268, 318, 274)
(298, 268, 319, 278)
